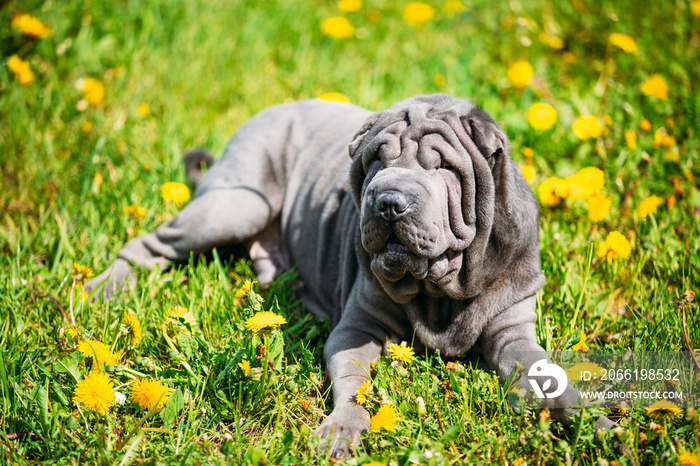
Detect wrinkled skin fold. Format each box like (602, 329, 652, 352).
(84, 94, 614, 458)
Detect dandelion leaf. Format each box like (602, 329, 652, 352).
(160, 387, 185, 427)
(53, 351, 82, 383)
(268, 330, 285, 371)
(441, 424, 461, 442)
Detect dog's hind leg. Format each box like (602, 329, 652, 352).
(84, 100, 335, 300)
(247, 220, 284, 286)
(84, 187, 275, 301)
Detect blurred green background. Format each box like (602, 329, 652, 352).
(1, 0, 699, 464)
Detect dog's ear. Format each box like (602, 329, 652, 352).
(441, 105, 540, 301)
(348, 112, 381, 160)
(465, 109, 509, 161)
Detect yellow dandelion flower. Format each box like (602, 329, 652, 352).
(513, 458, 526, 466)
(653, 128, 675, 148)
(566, 167, 605, 201)
(7, 55, 34, 86)
(320, 16, 354, 39)
(692, 1, 700, 17)
(81, 121, 93, 133)
(234, 279, 257, 299)
(433, 73, 447, 87)
(244, 311, 287, 333)
(365, 463, 387, 466)
(161, 182, 191, 205)
(299, 399, 311, 412)
(402, 2, 435, 27)
(571, 330, 589, 352)
(387, 342, 416, 364)
(130, 379, 171, 410)
(572, 115, 603, 140)
(70, 263, 94, 285)
(442, 1, 467, 14)
(647, 400, 682, 420)
(370, 404, 400, 432)
(11, 14, 50, 38)
(318, 92, 351, 103)
(66, 326, 81, 339)
(122, 204, 146, 221)
(663, 149, 680, 162)
(122, 313, 142, 345)
(521, 147, 534, 158)
(356, 380, 372, 405)
(537, 176, 570, 206)
(81, 78, 105, 106)
(526, 102, 558, 130)
(77, 340, 123, 371)
(640, 75, 668, 99)
(636, 195, 663, 218)
(609, 33, 638, 54)
(562, 52, 576, 63)
(586, 193, 612, 222)
(640, 118, 652, 131)
(519, 165, 535, 184)
(565, 362, 606, 381)
(167, 306, 196, 336)
(73, 371, 115, 415)
(538, 32, 564, 50)
(138, 102, 150, 116)
(338, 0, 361, 12)
(238, 359, 251, 377)
(507, 60, 534, 89)
(624, 129, 637, 150)
(597, 231, 632, 263)
(678, 450, 700, 466)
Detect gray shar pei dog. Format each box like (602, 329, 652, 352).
(85, 94, 612, 456)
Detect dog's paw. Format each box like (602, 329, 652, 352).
(315, 404, 370, 458)
(83, 259, 136, 302)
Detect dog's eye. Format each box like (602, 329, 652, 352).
(440, 161, 451, 169)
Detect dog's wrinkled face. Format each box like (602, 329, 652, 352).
(359, 130, 473, 300)
(349, 95, 509, 303)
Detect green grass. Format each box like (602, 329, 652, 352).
(1, 0, 700, 464)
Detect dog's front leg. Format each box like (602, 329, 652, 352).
(479, 295, 616, 430)
(315, 286, 396, 458)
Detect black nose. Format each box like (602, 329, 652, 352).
(375, 191, 410, 221)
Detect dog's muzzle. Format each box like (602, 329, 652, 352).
(375, 191, 411, 222)
(366, 187, 454, 283)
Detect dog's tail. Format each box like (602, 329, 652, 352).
(183, 149, 215, 190)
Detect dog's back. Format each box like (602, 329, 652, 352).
(197, 100, 372, 324)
